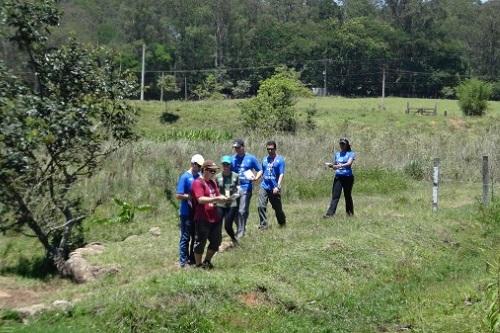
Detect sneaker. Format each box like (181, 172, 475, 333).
(202, 260, 214, 269)
(278, 223, 286, 228)
(258, 225, 268, 230)
(322, 214, 334, 219)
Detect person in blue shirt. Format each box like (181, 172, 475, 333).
(256, 140, 286, 229)
(175, 154, 204, 268)
(324, 138, 356, 218)
(231, 139, 262, 238)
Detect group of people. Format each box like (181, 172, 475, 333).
(175, 137, 355, 269)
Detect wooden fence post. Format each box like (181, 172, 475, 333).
(432, 158, 440, 212)
(482, 156, 490, 206)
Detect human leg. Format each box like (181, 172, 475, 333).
(341, 176, 354, 215)
(225, 207, 238, 242)
(178, 215, 192, 266)
(237, 191, 252, 237)
(269, 192, 286, 226)
(257, 187, 269, 228)
(325, 177, 343, 217)
(193, 220, 209, 266)
(204, 221, 223, 268)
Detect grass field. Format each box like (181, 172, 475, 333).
(0, 96, 499, 332)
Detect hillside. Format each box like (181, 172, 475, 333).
(0, 97, 499, 332)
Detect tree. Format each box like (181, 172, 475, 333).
(0, 1, 138, 276)
(456, 79, 492, 116)
(239, 66, 310, 133)
(193, 73, 225, 100)
(157, 74, 180, 102)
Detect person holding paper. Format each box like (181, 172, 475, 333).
(191, 160, 228, 269)
(324, 138, 356, 218)
(215, 155, 240, 244)
(231, 139, 262, 238)
(256, 140, 286, 229)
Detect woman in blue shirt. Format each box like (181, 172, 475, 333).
(324, 138, 355, 218)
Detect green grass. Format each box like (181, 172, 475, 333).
(1, 97, 499, 332)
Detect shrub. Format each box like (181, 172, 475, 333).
(456, 79, 492, 116)
(193, 74, 224, 100)
(232, 80, 251, 98)
(403, 159, 426, 181)
(239, 66, 311, 133)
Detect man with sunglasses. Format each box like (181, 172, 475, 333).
(255, 140, 286, 229)
(175, 154, 204, 268)
(231, 139, 262, 238)
(191, 160, 228, 268)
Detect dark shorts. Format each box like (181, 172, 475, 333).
(193, 220, 222, 254)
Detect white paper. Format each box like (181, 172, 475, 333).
(243, 169, 255, 180)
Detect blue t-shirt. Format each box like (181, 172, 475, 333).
(176, 170, 200, 216)
(333, 151, 356, 177)
(261, 155, 285, 191)
(231, 153, 261, 191)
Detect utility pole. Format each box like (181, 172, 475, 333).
(381, 66, 386, 109)
(140, 43, 146, 101)
(184, 76, 187, 101)
(323, 60, 327, 96)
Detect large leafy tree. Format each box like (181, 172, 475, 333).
(0, 0, 137, 276)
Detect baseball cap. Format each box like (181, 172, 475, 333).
(221, 155, 232, 164)
(232, 139, 244, 148)
(202, 160, 219, 170)
(339, 138, 349, 145)
(191, 154, 204, 166)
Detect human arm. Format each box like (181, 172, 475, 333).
(175, 174, 190, 201)
(273, 173, 284, 194)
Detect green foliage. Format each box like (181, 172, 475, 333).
(478, 197, 500, 226)
(232, 80, 251, 98)
(403, 159, 427, 181)
(0, 1, 138, 273)
(304, 103, 317, 130)
(483, 269, 500, 333)
(101, 198, 152, 224)
(240, 67, 310, 133)
(456, 79, 493, 116)
(193, 73, 224, 100)
(157, 75, 179, 94)
(157, 128, 232, 142)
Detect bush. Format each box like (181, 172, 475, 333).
(403, 159, 426, 181)
(456, 79, 492, 116)
(239, 66, 310, 133)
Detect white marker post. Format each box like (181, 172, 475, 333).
(432, 158, 440, 213)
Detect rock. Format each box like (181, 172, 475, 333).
(149, 227, 161, 236)
(16, 304, 48, 318)
(124, 235, 139, 242)
(0, 290, 11, 298)
(52, 300, 73, 312)
(64, 243, 120, 283)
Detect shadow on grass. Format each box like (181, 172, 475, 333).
(0, 255, 56, 280)
(160, 112, 180, 124)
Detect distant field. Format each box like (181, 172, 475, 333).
(1, 97, 499, 332)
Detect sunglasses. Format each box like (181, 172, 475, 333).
(207, 169, 217, 174)
(193, 163, 201, 167)
(267, 147, 276, 151)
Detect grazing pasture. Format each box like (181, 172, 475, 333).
(1, 97, 499, 332)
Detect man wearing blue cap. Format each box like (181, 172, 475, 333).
(216, 156, 240, 244)
(231, 139, 262, 238)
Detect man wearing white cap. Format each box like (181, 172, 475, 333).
(175, 154, 204, 268)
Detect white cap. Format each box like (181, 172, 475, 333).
(190, 154, 204, 166)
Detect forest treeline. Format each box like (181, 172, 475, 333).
(1, 0, 499, 100)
